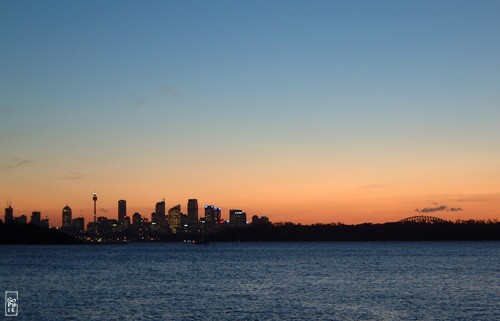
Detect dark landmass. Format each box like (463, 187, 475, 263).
(208, 221, 500, 242)
(0, 222, 82, 244)
(1, 220, 498, 244)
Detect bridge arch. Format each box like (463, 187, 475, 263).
(399, 215, 450, 224)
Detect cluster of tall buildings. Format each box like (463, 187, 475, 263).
(3, 204, 50, 228)
(2, 196, 267, 240)
(91, 198, 249, 236)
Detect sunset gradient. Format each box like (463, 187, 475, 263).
(1, 0, 500, 226)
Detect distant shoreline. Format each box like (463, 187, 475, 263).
(1, 221, 498, 244)
(209, 222, 500, 242)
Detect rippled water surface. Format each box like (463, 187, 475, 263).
(0, 242, 498, 320)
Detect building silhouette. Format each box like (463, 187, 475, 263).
(41, 216, 49, 228)
(131, 212, 148, 238)
(72, 217, 85, 234)
(215, 207, 222, 222)
(92, 193, 98, 232)
(204, 205, 223, 234)
(154, 199, 166, 230)
(251, 215, 271, 227)
(187, 199, 198, 225)
(156, 199, 166, 219)
(150, 212, 161, 231)
(123, 216, 130, 230)
(31, 211, 41, 225)
(62, 205, 72, 228)
(97, 217, 112, 235)
(4, 205, 14, 223)
(229, 209, 246, 227)
(168, 205, 181, 234)
(205, 205, 215, 223)
(14, 214, 27, 224)
(118, 200, 126, 222)
(132, 212, 142, 226)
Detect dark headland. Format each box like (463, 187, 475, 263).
(0, 222, 82, 244)
(209, 221, 500, 242)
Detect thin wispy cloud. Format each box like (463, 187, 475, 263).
(61, 171, 87, 180)
(415, 205, 448, 213)
(100, 208, 109, 213)
(414, 205, 463, 213)
(14, 158, 33, 166)
(0, 158, 34, 171)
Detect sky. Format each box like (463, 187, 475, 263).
(1, 0, 500, 226)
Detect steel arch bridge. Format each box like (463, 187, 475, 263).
(399, 215, 450, 224)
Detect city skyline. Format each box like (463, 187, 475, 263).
(1, 1, 500, 225)
(2, 191, 495, 228)
(2, 194, 254, 228)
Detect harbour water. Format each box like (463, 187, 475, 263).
(0, 242, 498, 320)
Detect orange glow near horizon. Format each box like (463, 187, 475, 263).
(4, 186, 499, 227)
(2, 121, 500, 227)
(2, 147, 500, 226)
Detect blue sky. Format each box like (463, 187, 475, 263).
(1, 0, 500, 223)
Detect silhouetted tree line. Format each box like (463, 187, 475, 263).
(209, 220, 500, 242)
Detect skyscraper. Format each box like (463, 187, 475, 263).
(168, 205, 181, 234)
(205, 205, 215, 223)
(72, 217, 85, 234)
(132, 212, 142, 226)
(215, 207, 222, 222)
(4, 205, 13, 223)
(62, 205, 72, 228)
(187, 199, 198, 225)
(229, 209, 247, 227)
(118, 200, 127, 222)
(31, 211, 41, 225)
(93, 193, 98, 234)
(155, 199, 166, 219)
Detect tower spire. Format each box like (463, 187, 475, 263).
(93, 192, 98, 235)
